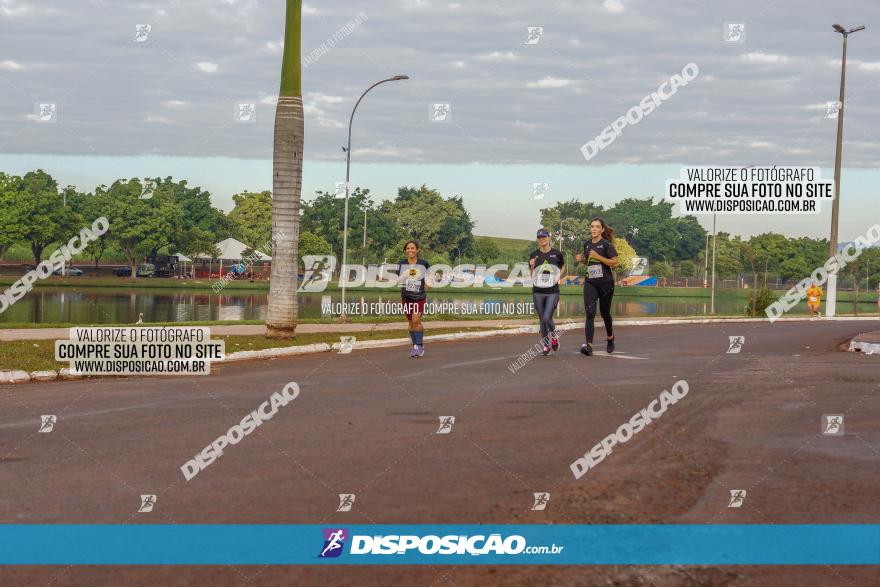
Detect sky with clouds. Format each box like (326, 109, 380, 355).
(1, 0, 878, 240)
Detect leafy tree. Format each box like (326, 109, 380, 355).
(143, 177, 226, 257)
(72, 187, 112, 268)
(16, 170, 81, 266)
(778, 257, 813, 282)
(298, 231, 331, 269)
(228, 191, 273, 251)
(713, 234, 744, 279)
(301, 188, 389, 256)
(539, 199, 604, 255)
(0, 173, 26, 259)
(612, 237, 637, 276)
(389, 185, 469, 254)
(471, 237, 501, 263)
(605, 197, 706, 262)
(679, 260, 696, 277)
(674, 216, 706, 260)
(179, 227, 220, 274)
(100, 179, 179, 279)
(652, 261, 672, 279)
(438, 195, 474, 259)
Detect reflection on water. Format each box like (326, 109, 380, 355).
(0, 287, 869, 325)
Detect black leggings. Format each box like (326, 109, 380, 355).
(584, 281, 614, 344)
(532, 292, 559, 339)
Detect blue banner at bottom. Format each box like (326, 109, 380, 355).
(1, 525, 878, 565)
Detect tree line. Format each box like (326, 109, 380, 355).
(539, 198, 880, 289)
(3, 170, 874, 288)
(0, 172, 478, 275)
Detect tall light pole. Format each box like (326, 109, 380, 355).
(558, 218, 567, 251)
(362, 208, 368, 266)
(711, 212, 717, 314)
(451, 246, 461, 266)
(339, 75, 409, 322)
(703, 233, 709, 288)
(827, 24, 864, 318)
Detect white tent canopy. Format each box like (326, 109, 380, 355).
(195, 238, 272, 261)
(173, 252, 193, 263)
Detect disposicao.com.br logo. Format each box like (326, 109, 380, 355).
(317, 528, 563, 558)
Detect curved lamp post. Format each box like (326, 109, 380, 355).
(338, 75, 409, 322)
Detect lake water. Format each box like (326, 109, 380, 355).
(0, 287, 871, 325)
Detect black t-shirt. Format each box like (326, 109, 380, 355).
(398, 258, 430, 301)
(529, 248, 565, 293)
(583, 238, 617, 283)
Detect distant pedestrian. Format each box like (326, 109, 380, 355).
(806, 282, 822, 319)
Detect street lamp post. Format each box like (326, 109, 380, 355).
(452, 246, 461, 266)
(339, 75, 409, 322)
(711, 212, 717, 314)
(703, 233, 709, 288)
(362, 208, 368, 266)
(827, 23, 864, 318)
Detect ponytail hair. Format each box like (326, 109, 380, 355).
(591, 217, 614, 241)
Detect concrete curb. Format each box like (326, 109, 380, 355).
(848, 340, 880, 354)
(219, 343, 332, 362)
(3, 317, 878, 383)
(0, 370, 30, 384)
(847, 329, 880, 355)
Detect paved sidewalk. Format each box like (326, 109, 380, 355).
(0, 319, 533, 341)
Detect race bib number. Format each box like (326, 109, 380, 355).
(587, 264, 603, 279)
(535, 269, 555, 288)
(403, 266, 423, 292)
(809, 296, 817, 302)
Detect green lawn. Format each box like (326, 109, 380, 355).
(478, 235, 533, 255)
(0, 276, 270, 291)
(0, 327, 500, 373)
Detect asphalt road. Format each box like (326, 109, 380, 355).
(1, 319, 878, 586)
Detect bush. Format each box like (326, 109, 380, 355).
(747, 286, 775, 317)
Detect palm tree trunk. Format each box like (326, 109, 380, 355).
(266, 0, 303, 339)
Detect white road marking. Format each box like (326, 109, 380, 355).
(590, 351, 648, 360)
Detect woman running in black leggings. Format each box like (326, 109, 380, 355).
(575, 218, 618, 356)
(529, 228, 565, 355)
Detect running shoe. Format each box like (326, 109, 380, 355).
(607, 336, 615, 354)
(409, 344, 419, 358)
(414, 345, 425, 358)
(580, 343, 593, 356)
(542, 344, 551, 356)
(550, 337, 559, 351)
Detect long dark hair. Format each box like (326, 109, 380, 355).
(591, 217, 614, 241)
(403, 240, 420, 253)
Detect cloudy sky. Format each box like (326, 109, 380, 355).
(1, 0, 878, 240)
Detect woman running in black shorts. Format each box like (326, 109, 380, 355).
(529, 228, 565, 355)
(575, 218, 618, 356)
(398, 240, 430, 358)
